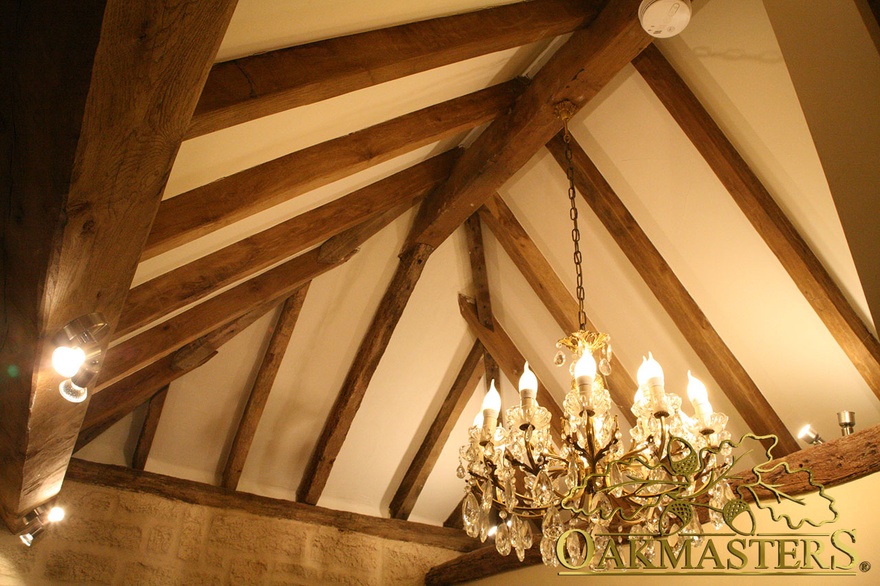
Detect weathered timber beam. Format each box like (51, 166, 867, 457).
(65, 459, 478, 553)
(146, 81, 521, 259)
(425, 545, 543, 585)
(406, 0, 651, 250)
(479, 195, 638, 425)
(458, 295, 565, 426)
(189, 0, 599, 138)
(463, 215, 501, 386)
(0, 0, 236, 527)
(117, 150, 458, 338)
(731, 423, 880, 500)
(298, 243, 434, 505)
(222, 285, 310, 490)
(317, 203, 413, 265)
(97, 249, 348, 394)
(546, 133, 799, 455)
(389, 341, 486, 520)
(131, 386, 169, 471)
(632, 45, 880, 399)
(76, 303, 279, 452)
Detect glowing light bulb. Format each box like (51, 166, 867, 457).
(518, 362, 538, 395)
(46, 507, 65, 523)
(482, 380, 502, 416)
(636, 352, 664, 388)
(51, 346, 86, 378)
(687, 371, 712, 428)
(574, 352, 597, 384)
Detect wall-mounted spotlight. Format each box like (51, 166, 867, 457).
(837, 411, 856, 436)
(17, 505, 66, 547)
(797, 424, 824, 446)
(52, 313, 108, 403)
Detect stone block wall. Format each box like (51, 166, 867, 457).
(0, 481, 458, 585)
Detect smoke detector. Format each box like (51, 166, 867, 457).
(639, 0, 692, 38)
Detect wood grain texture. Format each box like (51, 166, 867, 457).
(65, 459, 479, 552)
(0, 0, 236, 522)
(406, 0, 650, 250)
(632, 45, 880, 399)
(77, 303, 277, 452)
(730, 423, 880, 499)
(222, 285, 310, 490)
(146, 82, 521, 259)
(463, 215, 501, 387)
(118, 150, 457, 337)
(297, 243, 434, 505)
(131, 386, 169, 471)
(425, 545, 543, 585)
(317, 202, 416, 265)
(389, 341, 486, 520)
(458, 295, 565, 427)
(479, 195, 638, 425)
(97, 249, 345, 394)
(546, 133, 799, 455)
(189, 0, 597, 137)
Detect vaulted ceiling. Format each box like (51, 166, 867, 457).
(3, 0, 880, 582)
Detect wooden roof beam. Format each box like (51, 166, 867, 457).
(405, 0, 651, 251)
(297, 242, 435, 505)
(463, 215, 502, 387)
(546, 133, 799, 455)
(65, 459, 479, 553)
(0, 0, 236, 527)
(131, 386, 169, 471)
(458, 295, 565, 426)
(389, 341, 486, 520)
(147, 81, 522, 259)
(632, 45, 880, 399)
(76, 302, 280, 452)
(97, 249, 347, 394)
(479, 195, 638, 425)
(188, 0, 599, 138)
(118, 150, 458, 338)
(222, 285, 311, 490)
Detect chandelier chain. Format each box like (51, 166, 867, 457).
(561, 115, 587, 331)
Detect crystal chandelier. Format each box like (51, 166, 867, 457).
(456, 103, 738, 567)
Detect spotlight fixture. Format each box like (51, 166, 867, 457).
(797, 424, 824, 446)
(16, 504, 66, 546)
(18, 523, 45, 547)
(52, 313, 108, 403)
(638, 0, 692, 38)
(837, 411, 856, 436)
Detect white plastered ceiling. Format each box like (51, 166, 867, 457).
(76, 0, 880, 527)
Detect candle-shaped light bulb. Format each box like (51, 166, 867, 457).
(518, 362, 538, 410)
(574, 352, 597, 413)
(472, 410, 484, 428)
(481, 380, 501, 435)
(637, 353, 667, 416)
(687, 371, 713, 431)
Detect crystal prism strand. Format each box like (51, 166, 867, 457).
(542, 506, 564, 540)
(478, 510, 490, 543)
(495, 520, 512, 556)
(463, 492, 480, 538)
(479, 480, 493, 542)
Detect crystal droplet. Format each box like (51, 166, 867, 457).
(463, 492, 480, 538)
(554, 350, 566, 366)
(542, 506, 564, 540)
(541, 535, 559, 567)
(519, 518, 534, 550)
(481, 479, 493, 512)
(566, 530, 586, 567)
(456, 465, 465, 479)
(495, 521, 512, 556)
(598, 358, 611, 376)
(533, 470, 553, 507)
(479, 510, 490, 542)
